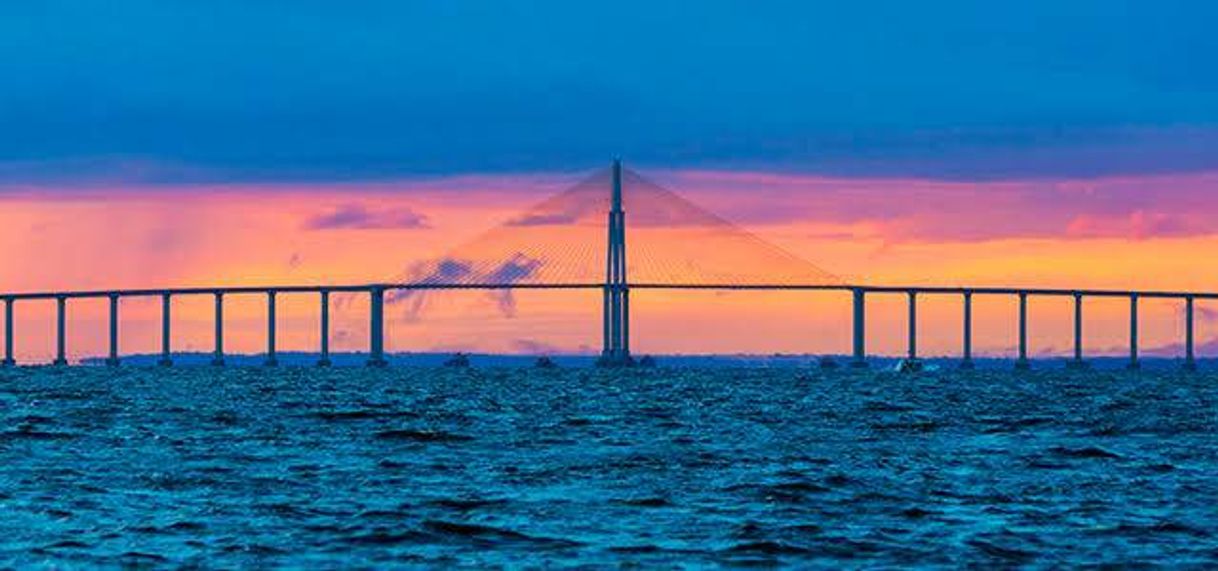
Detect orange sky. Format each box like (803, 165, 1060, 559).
(3, 170, 1217, 363)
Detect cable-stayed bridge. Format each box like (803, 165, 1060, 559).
(0, 161, 1211, 369)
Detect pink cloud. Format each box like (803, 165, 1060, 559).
(8, 166, 1218, 248)
(653, 169, 1218, 244)
(1066, 210, 1197, 241)
(303, 203, 431, 230)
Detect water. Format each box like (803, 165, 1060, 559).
(0, 365, 1215, 567)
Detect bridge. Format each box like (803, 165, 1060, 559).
(0, 160, 1210, 370)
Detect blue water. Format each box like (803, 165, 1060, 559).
(0, 365, 1215, 567)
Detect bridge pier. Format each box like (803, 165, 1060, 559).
(318, 290, 331, 367)
(622, 288, 630, 356)
(3, 298, 13, 366)
(107, 294, 120, 366)
(212, 293, 225, 366)
(611, 287, 622, 356)
(960, 291, 974, 369)
(159, 293, 172, 367)
(1128, 294, 1140, 370)
(265, 291, 278, 367)
(1015, 292, 1029, 370)
(851, 289, 867, 367)
(1067, 293, 1088, 369)
(368, 287, 387, 367)
(54, 296, 67, 366)
(601, 287, 610, 356)
(906, 291, 918, 362)
(1184, 296, 1196, 371)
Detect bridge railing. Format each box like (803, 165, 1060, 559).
(0, 282, 1209, 369)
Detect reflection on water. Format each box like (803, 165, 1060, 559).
(0, 366, 1215, 567)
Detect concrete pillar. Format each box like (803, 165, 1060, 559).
(961, 291, 974, 369)
(54, 296, 67, 366)
(1074, 294, 1083, 362)
(159, 293, 172, 367)
(318, 290, 331, 367)
(1128, 294, 1140, 370)
(212, 293, 225, 366)
(601, 286, 611, 356)
(1185, 296, 1196, 371)
(611, 287, 622, 355)
(1068, 293, 1088, 369)
(368, 287, 387, 367)
(907, 291, 918, 360)
(2, 298, 13, 366)
(851, 288, 867, 367)
(107, 294, 120, 366)
(622, 287, 630, 356)
(1015, 292, 1029, 370)
(265, 291, 278, 367)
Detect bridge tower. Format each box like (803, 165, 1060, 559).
(600, 159, 632, 365)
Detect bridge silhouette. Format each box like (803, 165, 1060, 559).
(0, 160, 1210, 369)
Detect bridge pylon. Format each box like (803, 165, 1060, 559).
(599, 159, 633, 366)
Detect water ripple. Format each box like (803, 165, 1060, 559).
(0, 365, 1214, 566)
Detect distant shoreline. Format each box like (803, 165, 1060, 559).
(43, 351, 1211, 371)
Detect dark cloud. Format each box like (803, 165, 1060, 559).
(386, 254, 543, 320)
(484, 255, 543, 286)
(384, 259, 474, 322)
(485, 256, 544, 316)
(303, 204, 430, 230)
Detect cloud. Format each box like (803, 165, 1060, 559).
(1143, 336, 1218, 358)
(484, 254, 543, 284)
(484, 255, 544, 316)
(386, 253, 543, 320)
(1139, 306, 1218, 357)
(383, 258, 473, 322)
(655, 169, 1218, 245)
(303, 203, 430, 230)
(507, 211, 586, 227)
(1198, 306, 1218, 323)
(511, 338, 565, 354)
(1065, 210, 1196, 241)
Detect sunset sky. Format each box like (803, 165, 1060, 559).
(3, 1, 1218, 362)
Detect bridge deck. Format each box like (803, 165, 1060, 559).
(1, 282, 1214, 300)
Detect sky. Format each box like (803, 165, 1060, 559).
(2, 1, 1218, 361)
